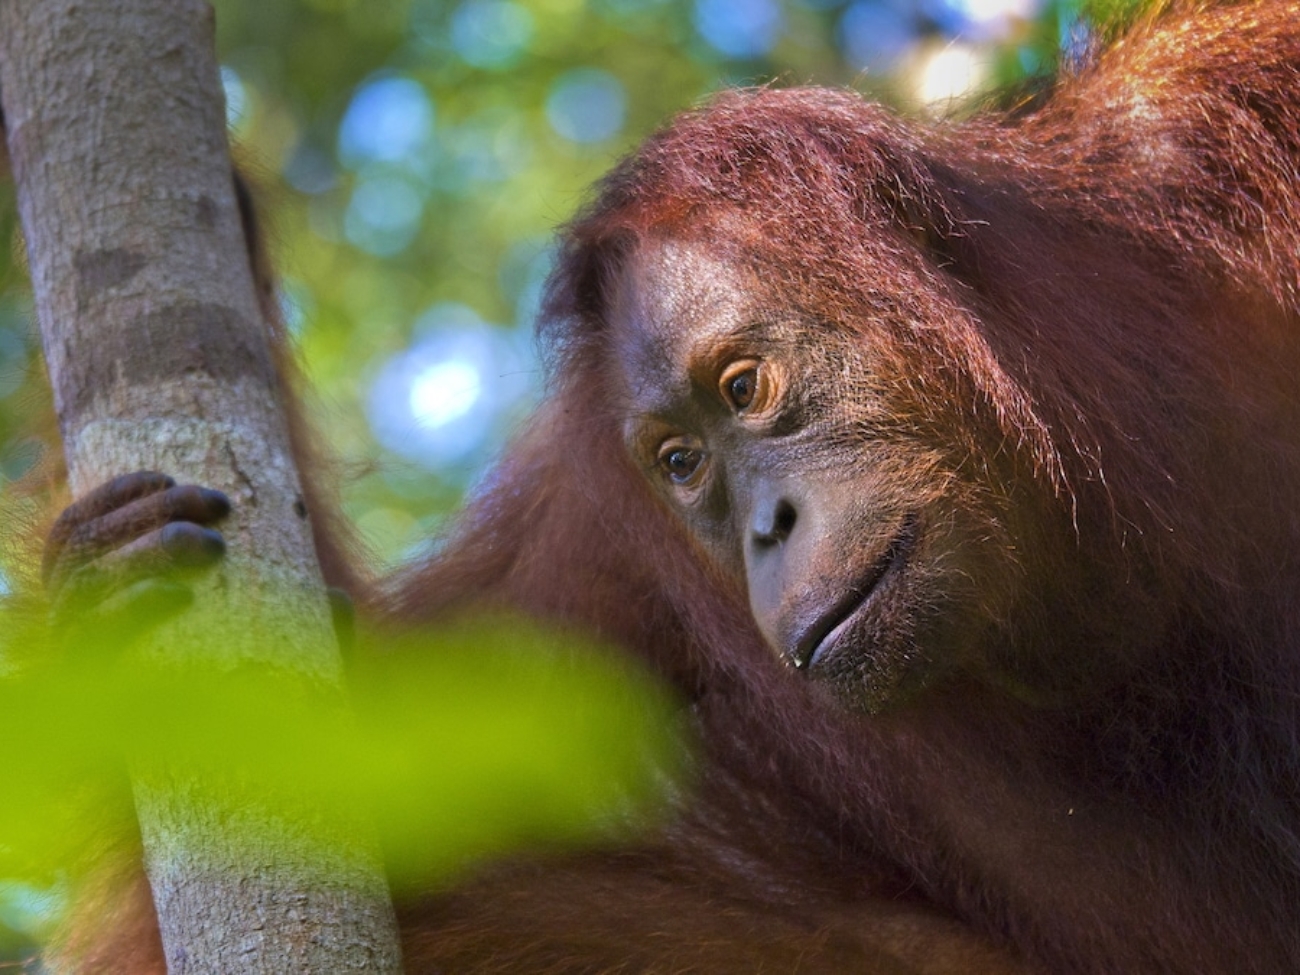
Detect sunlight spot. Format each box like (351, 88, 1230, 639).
(220, 66, 248, 133)
(338, 76, 435, 169)
(0, 881, 63, 939)
(546, 70, 626, 143)
(694, 0, 781, 58)
(916, 43, 987, 109)
(344, 175, 424, 256)
(599, 0, 670, 13)
(410, 360, 483, 429)
(452, 0, 535, 69)
(284, 145, 337, 195)
(924, 0, 1042, 39)
(368, 304, 540, 472)
(278, 280, 312, 336)
(839, 1, 916, 71)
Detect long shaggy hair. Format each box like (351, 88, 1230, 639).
(396, 4, 1300, 971)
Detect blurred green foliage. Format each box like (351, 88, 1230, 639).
(0, 601, 682, 959)
(3, 614, 681, 878)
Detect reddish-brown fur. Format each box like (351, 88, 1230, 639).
(55, 2, 1300, 972)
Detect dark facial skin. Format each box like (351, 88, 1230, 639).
(610, 238, 1056, 710)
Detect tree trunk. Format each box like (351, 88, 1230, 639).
(0, 1, 403, 971)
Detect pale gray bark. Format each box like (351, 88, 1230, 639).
(0, 1, 403, 971)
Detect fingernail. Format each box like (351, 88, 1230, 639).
(202, 489, 232, 517)
(162, 524, 227, 567)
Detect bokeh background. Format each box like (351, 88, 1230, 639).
(0, 0, 1138, 953)
(0, 0, 1124, 574)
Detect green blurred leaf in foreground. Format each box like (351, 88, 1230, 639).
(0, 604, 685, 893)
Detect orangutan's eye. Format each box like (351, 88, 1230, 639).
(726, 370, 756, 409)
(719, 359, 768, 414)
(658, 440, 705, 486)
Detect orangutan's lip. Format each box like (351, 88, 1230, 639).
(791, 515, 918, 671)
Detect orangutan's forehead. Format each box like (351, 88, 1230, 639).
(606, 238, 754, 403)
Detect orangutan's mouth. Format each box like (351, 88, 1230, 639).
(792, 515, 918, 671)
